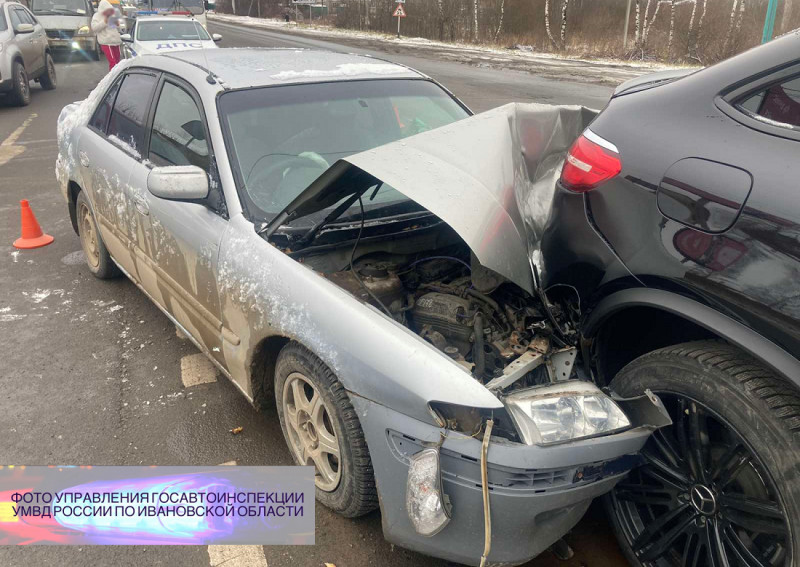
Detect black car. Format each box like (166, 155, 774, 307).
(543, 29, 800, 567)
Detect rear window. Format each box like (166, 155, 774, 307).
(136, 21, 209, 41)
(107, 72, 158, 156)
(738, 75, 800, 130)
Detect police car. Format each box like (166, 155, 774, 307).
(120, 15, 220, 57)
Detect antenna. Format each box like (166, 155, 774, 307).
(175, 0, 216, 83)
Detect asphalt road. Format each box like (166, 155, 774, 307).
(0, 26, 624, 567)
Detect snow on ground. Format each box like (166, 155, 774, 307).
(208, 12, 696, 86)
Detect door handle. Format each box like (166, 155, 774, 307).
(133, 195, 149, 216)
(79, 151, 90, 167)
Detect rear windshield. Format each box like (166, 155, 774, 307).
(219, 79, 468, 222)
(30, 0, 88, 16)
(136, 20, 209, 41)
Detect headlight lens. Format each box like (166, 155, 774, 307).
(505, 381, 630, 445)
(405, 448, 451, 537)
(76, 25, 91, 35)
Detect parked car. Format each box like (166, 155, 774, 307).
(29, 0, 103, 60)
(541, 29, 800, 566)
(120, 15, 219, 58)
(55, 49, 669, 566)
(0, 0, 56, 105)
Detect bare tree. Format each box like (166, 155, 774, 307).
(687, 0, 698, 57)
(782, 0, 794, 32)
(473, 0, 479, 41)
(723, 0, 739, 54)
(694, 0, 707, 59)
(560, 0, 570, 44)
(634, 0, 641, 47)
(494, 0, 505, 42)
(735, 0, 746, 33)
(667, 0, 676, 57)
(544, 0, 559, 48)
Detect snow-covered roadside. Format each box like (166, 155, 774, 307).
(208, 12, 696, 85)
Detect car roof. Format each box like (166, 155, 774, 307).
(163, 48, 424, 89)
(135, 15, 200, 23)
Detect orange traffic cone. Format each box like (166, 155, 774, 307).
(13, 199, 54, 249)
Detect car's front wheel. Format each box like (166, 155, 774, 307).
(605, 341, 798, 567)
(275, 342, 378, 518)
(9, 61, 30, 106)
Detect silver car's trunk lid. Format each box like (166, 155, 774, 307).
(267, 103, 596, 295)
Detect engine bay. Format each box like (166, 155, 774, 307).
(286, 220, 582, 392)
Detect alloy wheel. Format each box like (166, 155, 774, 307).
(611, 392, 791, 566)
(282, 371, 342, 492)
(79, 203, 100, 269)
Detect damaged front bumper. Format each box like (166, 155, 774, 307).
(351, 390, 669, 566)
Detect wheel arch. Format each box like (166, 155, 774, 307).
(67, 180, 82, 235)
(248, 334, 291, 410)
(584, 288, 800, 389)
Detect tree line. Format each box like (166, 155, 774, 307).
(216, 0, 797, 63)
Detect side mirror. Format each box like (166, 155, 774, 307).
(15, 23, 35, 34)
(211, 33, 222, 42)
(120, 33, 132, 42)
(147, 166, 209, 201)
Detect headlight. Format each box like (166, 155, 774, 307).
(405, 448, 451, 537)
(76, 25, 91, 35)
(505, 381, 630, 445)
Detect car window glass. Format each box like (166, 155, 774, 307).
(107, 73, 158, 156)
(89, 78, 122, 133)
(22, 8, 39, 24)
(137, 21, 208, 41)
(9, 7, 22, 27)
(739, 75, 800, 129)
(16, 7, 34, 24)
(0, 8, 7, 31)
(148, 81, 209, 170)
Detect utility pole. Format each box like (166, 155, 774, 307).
(623, 0, 632, 48)
(762, 0, 778, 42)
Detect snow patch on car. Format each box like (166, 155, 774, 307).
(269, 63, 408, 81)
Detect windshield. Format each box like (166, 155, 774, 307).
(219, 79, 469, 221)
(31, 0, 88, 15)
(150, 0, 204, 13)
(137, 20, 209, 41)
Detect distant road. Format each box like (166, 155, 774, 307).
(207, 19, 617, 112)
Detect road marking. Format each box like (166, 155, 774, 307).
(0, 114, 38, 167)
(180, 353, 218, 387)
(208, 545, 268, 567)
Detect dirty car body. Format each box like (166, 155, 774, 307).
(55, 49, 667, 565)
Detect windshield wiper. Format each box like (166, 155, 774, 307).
(295, 187, 374, 247)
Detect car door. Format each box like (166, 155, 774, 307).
(127, 74, 228, 365)
(79, 69, 159, 277)
(20, 6, 47, 72)
(8, 7, 37, 70)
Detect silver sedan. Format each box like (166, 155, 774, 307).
(56, 48, 666, 565)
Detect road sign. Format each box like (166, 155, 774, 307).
(393, 4, 406, 17)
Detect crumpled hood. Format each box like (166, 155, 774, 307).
(271, 103, 597, 294)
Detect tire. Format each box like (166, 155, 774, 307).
(9, 61, 30, 106)
(275, 342, 378, 518)
(39, 54, 57, 91)
(76, 191, 120, 279)
(604, 340, 799, 567)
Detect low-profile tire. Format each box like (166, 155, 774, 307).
(275, 342, 378, 518)
(604, 340, 799, 567)
(39, 54, 57, 90)
(76, 191, 120, 279)
(8, 61, 30, 106)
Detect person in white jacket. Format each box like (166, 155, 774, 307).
(91, 0, 122, 71)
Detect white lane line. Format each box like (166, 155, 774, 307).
(0, 114, 38, 167)
(180, 353, 218, 387)
(208, 545, 268, 567)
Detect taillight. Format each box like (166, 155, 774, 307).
(560, 130, 622, 193)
